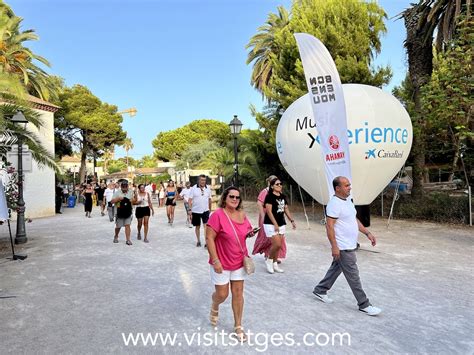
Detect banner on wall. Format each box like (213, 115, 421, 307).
(294, 33, 351, 203)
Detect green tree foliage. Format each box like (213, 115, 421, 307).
(107, 159, 127, 174)
(122, 136, 133, 166)
(152, 119, 231, 161)
(246, 6, 290, 97)
(244, 0, 392, 189)
(420, 18, 473, 182)
(401, 0, 471, 197)
(247, 0, 391, 109)
(0, 3, 57, 170)
(58, 85, 126, 182)
(169, 133, 265, 186)
(100, 148, 114, 173)
(0, 3, 57, 100)
(138, 155, 158, 168)
(114, 156, 138, 169)
(199, 146, 234, 178)
(0, 102, 57, 170)
(134, 173, 170, 185)
(46, 76, 76, 159)
(175, 140, 221, 170)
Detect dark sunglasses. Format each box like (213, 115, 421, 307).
(228, 195, 241, 200)
(274, 183, 282, 186)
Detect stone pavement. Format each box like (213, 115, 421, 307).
(0, 201, 473, 354)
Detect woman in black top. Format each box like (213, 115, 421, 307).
(263, 178, 296, 274)
(82, 183, 94, 218)
(96, 182, 106, 215)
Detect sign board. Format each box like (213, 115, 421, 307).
(6, 151, 33, 172)
(0, 185, 8, 221)
(10, 144, 29, 152)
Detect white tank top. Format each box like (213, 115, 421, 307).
(136, 193, 148, 207)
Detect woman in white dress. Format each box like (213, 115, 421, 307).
(158, 181, 165, 207)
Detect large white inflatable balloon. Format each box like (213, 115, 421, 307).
(276, 84, 412, 205)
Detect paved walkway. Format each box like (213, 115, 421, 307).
(0, 201, 473, 354)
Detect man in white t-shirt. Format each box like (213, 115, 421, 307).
(312, 176, 382, 316)
(103, 182, 117, 222)
(179, 181, 192, 227)
(188, 175, 212, 247)
(145, 183, 153, 195)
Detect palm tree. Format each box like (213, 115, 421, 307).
(246, 6, 290, 96)
(199, 146, 264, 187)
(0, 4, 58, 172)
(238, 150, 264, 185)
(0, 4, 56, 100)
(102, 148, 114, 174)
(402, 0, 471, 197)
(199, 147, 234, 179)
(122, 137, 134, 167)
(0, 101, 57, 171)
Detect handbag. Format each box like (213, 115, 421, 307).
(223, 210, 255, 275)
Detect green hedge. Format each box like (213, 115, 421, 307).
(371, 192, 470, 224)
(134, 173, 170, 185)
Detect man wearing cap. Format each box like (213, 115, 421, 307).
(111, 180, 135, 245)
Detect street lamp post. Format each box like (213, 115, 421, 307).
(229, 115, 243, 187)
(10, 111, 28, 244)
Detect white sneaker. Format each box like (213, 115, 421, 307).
(359, 305, 382, 316)
(265, 259, 274, 274)
(273, 262, 284, 273)
(313, 291, 334, 304)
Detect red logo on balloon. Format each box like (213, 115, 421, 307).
(329, 135, 340, 151)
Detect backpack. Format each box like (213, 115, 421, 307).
(117, 197, 132, 219)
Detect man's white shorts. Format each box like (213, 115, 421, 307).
(210, 265, 246, 285)
(263, 224, 286, 237)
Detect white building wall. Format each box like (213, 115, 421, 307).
(23, 108, 55, 219)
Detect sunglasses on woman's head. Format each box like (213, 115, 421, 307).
(228, 195, 241, 200)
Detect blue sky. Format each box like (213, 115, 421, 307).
(9, 0, 412, 159)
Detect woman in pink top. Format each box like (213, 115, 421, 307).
(206, 186, 254, 343)
(252, 175, 287, 261)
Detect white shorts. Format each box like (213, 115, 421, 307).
(263, 224, 286, 237)
(210, 265, 246, 285)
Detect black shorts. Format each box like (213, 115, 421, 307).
(165, 198, 176, 206)
(135, 206, 150, 219)
(192, 211, 210, 226)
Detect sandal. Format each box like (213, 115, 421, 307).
(126, 240, 132, 246)
(137, 233, 141, 240)
(144, 239, 149, 243)
(113, 238, 119, 243)
(210, 304, 219, 327)
(232, 326, 247, 343)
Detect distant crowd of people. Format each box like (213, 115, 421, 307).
(56, 178, 204, 245)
